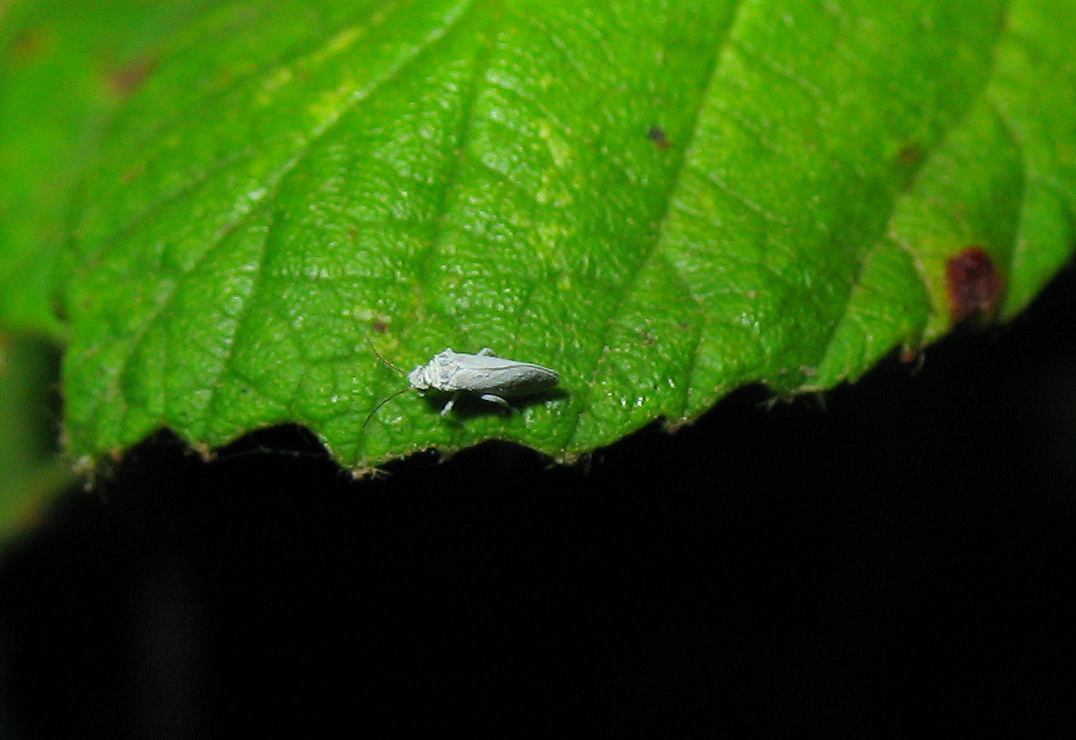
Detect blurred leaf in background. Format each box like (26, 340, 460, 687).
(0, 0, 216, 537)
(0, 338, 65, 540)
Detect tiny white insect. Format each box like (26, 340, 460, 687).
(364, 346, 560, 425)
(408, 347, 560, 415)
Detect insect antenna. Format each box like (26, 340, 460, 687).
(365, 335, 407, 374)
(361, 336, 416, 429)
(362, 386, 413, 429)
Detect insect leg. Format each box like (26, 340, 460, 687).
(479, 393, 511, 410)
(440, 392, 461, 416)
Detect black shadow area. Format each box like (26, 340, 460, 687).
(2, 266, 1075, 738)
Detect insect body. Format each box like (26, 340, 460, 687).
(363, 346, 560, 427)
(408, 348, 559, 415)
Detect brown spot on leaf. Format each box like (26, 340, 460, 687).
(8, 26, 53, 65)
(897, 142, 925, 166)
(108, 54, 156, 97)
(946, 247, 1003, 322)
(120, 161, 146, 184)
(647, 126, 670, 150)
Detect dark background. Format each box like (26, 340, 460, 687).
(2, 265, 1074, 737)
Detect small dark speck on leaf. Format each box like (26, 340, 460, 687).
(947, 247, 1003, 322)
(120, 162, 146, 184)
(897, 142, 925, 166)
(648, 126, 670, 150)
(371, 321, 389, 334)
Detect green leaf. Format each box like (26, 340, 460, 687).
(3, 0, 1074, 470)
(0, 0, 216, 337)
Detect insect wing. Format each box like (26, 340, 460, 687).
(446, 353, 558, 397)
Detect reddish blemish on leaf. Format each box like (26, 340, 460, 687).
(946, 247, 1003, 322)
(107, 55, 156, 97)
(647, 126, 670, 150)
